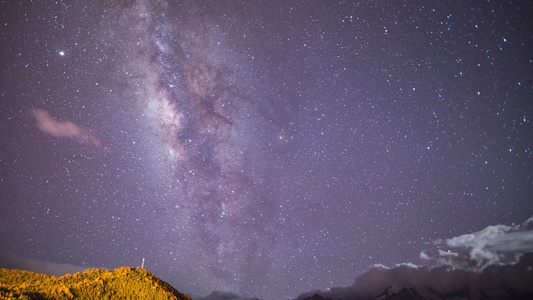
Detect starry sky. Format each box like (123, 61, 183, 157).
(1, 1, 532, 299)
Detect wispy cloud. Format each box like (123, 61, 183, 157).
(31, 108, 102, 148)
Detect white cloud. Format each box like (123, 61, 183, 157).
(419, 251, 430, 260)
(446, 224, 511, 248)
(437, 221, 533, 270)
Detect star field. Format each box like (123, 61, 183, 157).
(1, 1, 532, 299)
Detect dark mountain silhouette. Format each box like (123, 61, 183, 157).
(376, 286, 429, 300)
(303, 284, 533, 300)
(299, 253, 533, 300)
(374, 285, 533, 300)
(0, 266, 191, 300)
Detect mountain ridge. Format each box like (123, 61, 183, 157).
(298, 252, 533, 300)
(0, 266, 191, 300)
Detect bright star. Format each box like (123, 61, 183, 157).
(59, 51, 65, 56)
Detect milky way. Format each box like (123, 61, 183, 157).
(95, 0, 291, 294)
(1, 1, 533, 299)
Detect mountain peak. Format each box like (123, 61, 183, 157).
(376, 286, 429, 300)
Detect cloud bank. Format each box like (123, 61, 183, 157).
(295, 217, 533, 300)
(436, 216, 533, 270)
(31, 108, 102, 148)
(192, 290, 260, 300)
(0, 248, 89, 277)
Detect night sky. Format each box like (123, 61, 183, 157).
(1, 1, 532, 299)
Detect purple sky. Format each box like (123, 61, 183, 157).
(1, 1, 532, 299)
